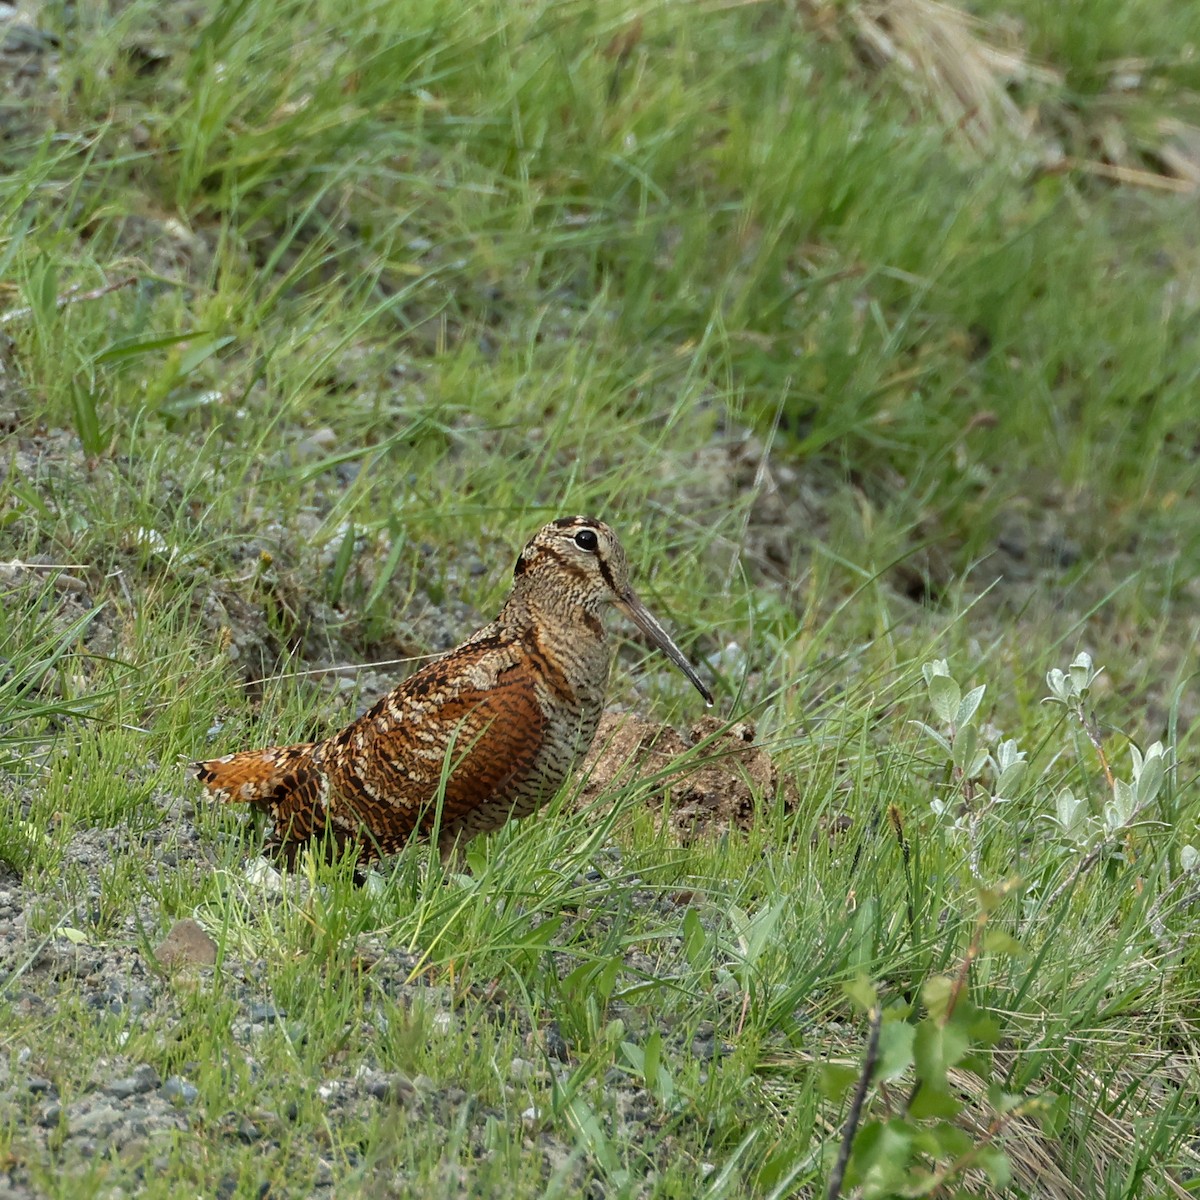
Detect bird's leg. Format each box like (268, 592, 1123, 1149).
(437, 827, 469, 874)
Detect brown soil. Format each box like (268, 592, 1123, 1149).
(575, 711, 796, 841)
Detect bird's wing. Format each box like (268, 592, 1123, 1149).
(320, 656, 549, 856)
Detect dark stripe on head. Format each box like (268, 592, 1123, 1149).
(595, 552, 620, 595)
(542, 546, 593, 585)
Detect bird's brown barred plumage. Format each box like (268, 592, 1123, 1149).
(194, 517, 712, 867)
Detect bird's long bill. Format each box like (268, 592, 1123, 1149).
(616, 590, 713, 706)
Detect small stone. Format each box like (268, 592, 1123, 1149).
(292, 428, 338, 462)
(70, 1105, 123, 1137)
(27, 1077, 55, 1095)
(155, 919, 217, 968)
(38, 1103, 61, 1127)
(161, 1076, 199, 1105)
(430, 1011, 454, 1035)
(365, 1073, 416, 1102)
(248, 1002, 280, 1024)
(105, 1064, 159, 1099)
(508, 1057, 535, 1082)
(543, 1023, 570, 1062)
(520, 1105, 540, 1129)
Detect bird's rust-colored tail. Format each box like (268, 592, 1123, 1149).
(194, 742, 340, 867)
(193, 743, 318, 810)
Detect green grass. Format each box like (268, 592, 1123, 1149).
(2, 0, 1200, 1195)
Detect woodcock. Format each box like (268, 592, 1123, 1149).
(194, 517, 713, 867)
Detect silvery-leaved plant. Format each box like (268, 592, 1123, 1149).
(916, 660, 1027, 877)
(1043, 650, 1102, 714)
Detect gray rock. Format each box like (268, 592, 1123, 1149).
(365, 1073, 416, 1102)
(69, 1104, 123, 1137)
(508, 1057, 536, 1082)
(162, 1076, 199, 1105)
(105, 1064, 159, 1099)
(544, 1023, 570, 1062)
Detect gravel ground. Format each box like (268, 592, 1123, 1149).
(0, 778, 750, 1196)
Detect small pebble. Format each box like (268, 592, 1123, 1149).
(70, 1104, 123, 1137)
(508, 1057, 536, 1082)
(543, 1023, 570, 1062)
(155, 919, 217, 968)
(365, 1073, 416, 1102)
(105, 1063, 159, 1099)
(162, 1076, 199, 1105)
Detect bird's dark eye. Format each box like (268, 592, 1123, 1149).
(574, 529, 599, 552)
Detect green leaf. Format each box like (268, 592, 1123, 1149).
(968, 1013, 1002, 1047)
(982, 930, 1025, 957)
(875, 1019, 915, 1082)
(920, 1120, 972, 1158)
(326, 523, 357, 604)
(995, 759, 1027, 797)
(1136, 751, 1165, 807)
(620, 1041, 644, 1072)
(69, 378, 105, 456)
(913, 1018, 970, 1084)
(177, 334, 236, 377)
(921, 659, 950, 685)
(1068, 651, 1096, 697)
(911, 721, 953, 755)
(818, 1063, 860, 1102)
(986, 1082, 1027, 1115)
(976, 1145, 1013, 1187)
(843, 974, 878, 1012)
(643, 1029, 662, 1090)
(1055, 787, 1084, 836)
(920, 975, 954, 1021)
(682, 907, 708, 967)
(951, 723, 978, 777)
(849, 898, 878, 970)
(1036, 1092, 1068, 1137)
(364, 531, 410, 614)
(1044, 667, 1069, 705)
(857, 1121, 914, 1198)
(908, 1083, 961, 1120)
(928, 673, 961, 724)
(565, 1093, 618, 1175)
(95, 330, 212, 363)
(955, 685, 985, 728)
